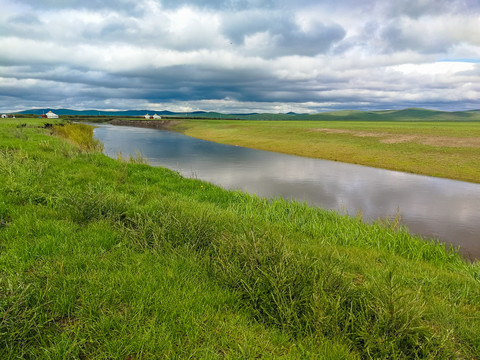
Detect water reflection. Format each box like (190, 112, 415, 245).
(93, 124, 480, 259)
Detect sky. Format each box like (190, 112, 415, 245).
(1, 0, 479, 113)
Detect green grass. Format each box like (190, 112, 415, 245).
(173, 119, 480, 183)
(1, 118, 480, 358)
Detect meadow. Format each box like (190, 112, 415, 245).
(173, 119, 480, 183)
(1, 118, 480, 359)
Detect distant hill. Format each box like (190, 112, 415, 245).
(14, 109, 180, 117)
(14, 108, 480, 121)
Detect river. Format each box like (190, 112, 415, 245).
(92, 123, 480, 260)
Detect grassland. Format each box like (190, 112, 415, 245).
(173, 119, 480, 183)
(1, 118, 480, 359)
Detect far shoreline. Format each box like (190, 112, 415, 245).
(101, 118, 480, 184)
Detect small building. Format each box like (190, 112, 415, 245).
(46, 111, 59, 119)
(144, 113, 150, 119)
(1, 114, 7, 118)
(152, 113, 162, 119)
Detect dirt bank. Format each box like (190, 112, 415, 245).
(109, 119, 181, 130)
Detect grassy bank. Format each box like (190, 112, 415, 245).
(173, 119, 480, 183)
(1, 119, 480, 359)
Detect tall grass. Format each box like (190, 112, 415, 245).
(208, 227, 457, 358)
(52, 123, 103, 153)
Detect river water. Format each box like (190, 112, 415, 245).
(93, 123, 480, 260)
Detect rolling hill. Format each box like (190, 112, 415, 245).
(13, 108, 480, 121)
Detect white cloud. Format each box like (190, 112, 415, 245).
(391, 62, 475, 76)
(0, 0, 479, 112)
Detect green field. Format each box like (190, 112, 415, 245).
(1, 118, 480, 359)
(173, 119, 480, 183)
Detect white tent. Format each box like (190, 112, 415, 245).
(1, 114, 7, 118)
(152, 113, 162, 119)
(46, 111, 59, 119)
(144, 113, 150, 119)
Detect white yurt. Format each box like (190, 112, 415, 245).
(152, 113, 162, 119)
(1, 114, 7, 118)
(46, 111, 59, 119)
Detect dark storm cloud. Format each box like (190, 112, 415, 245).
(117, 64, 286, 102)
(1, 64, 132, 91)
(222, 12, 346, 57)
(2, 60, 340, 105)
(379, 23, 451, 54)
(159, 0, 277, 10)
(385, 0, 480, 18)
(14, 0, 139, 12)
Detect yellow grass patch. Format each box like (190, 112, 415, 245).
(310, 128, 480, 148)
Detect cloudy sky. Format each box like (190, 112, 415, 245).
(1, 0, 479, 113)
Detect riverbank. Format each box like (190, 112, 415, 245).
(110, 118, 181, 129)
(169, 119, 480, 183)
(1, 119, 480, 358)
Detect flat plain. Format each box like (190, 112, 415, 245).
(174, 119, 480, 183)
